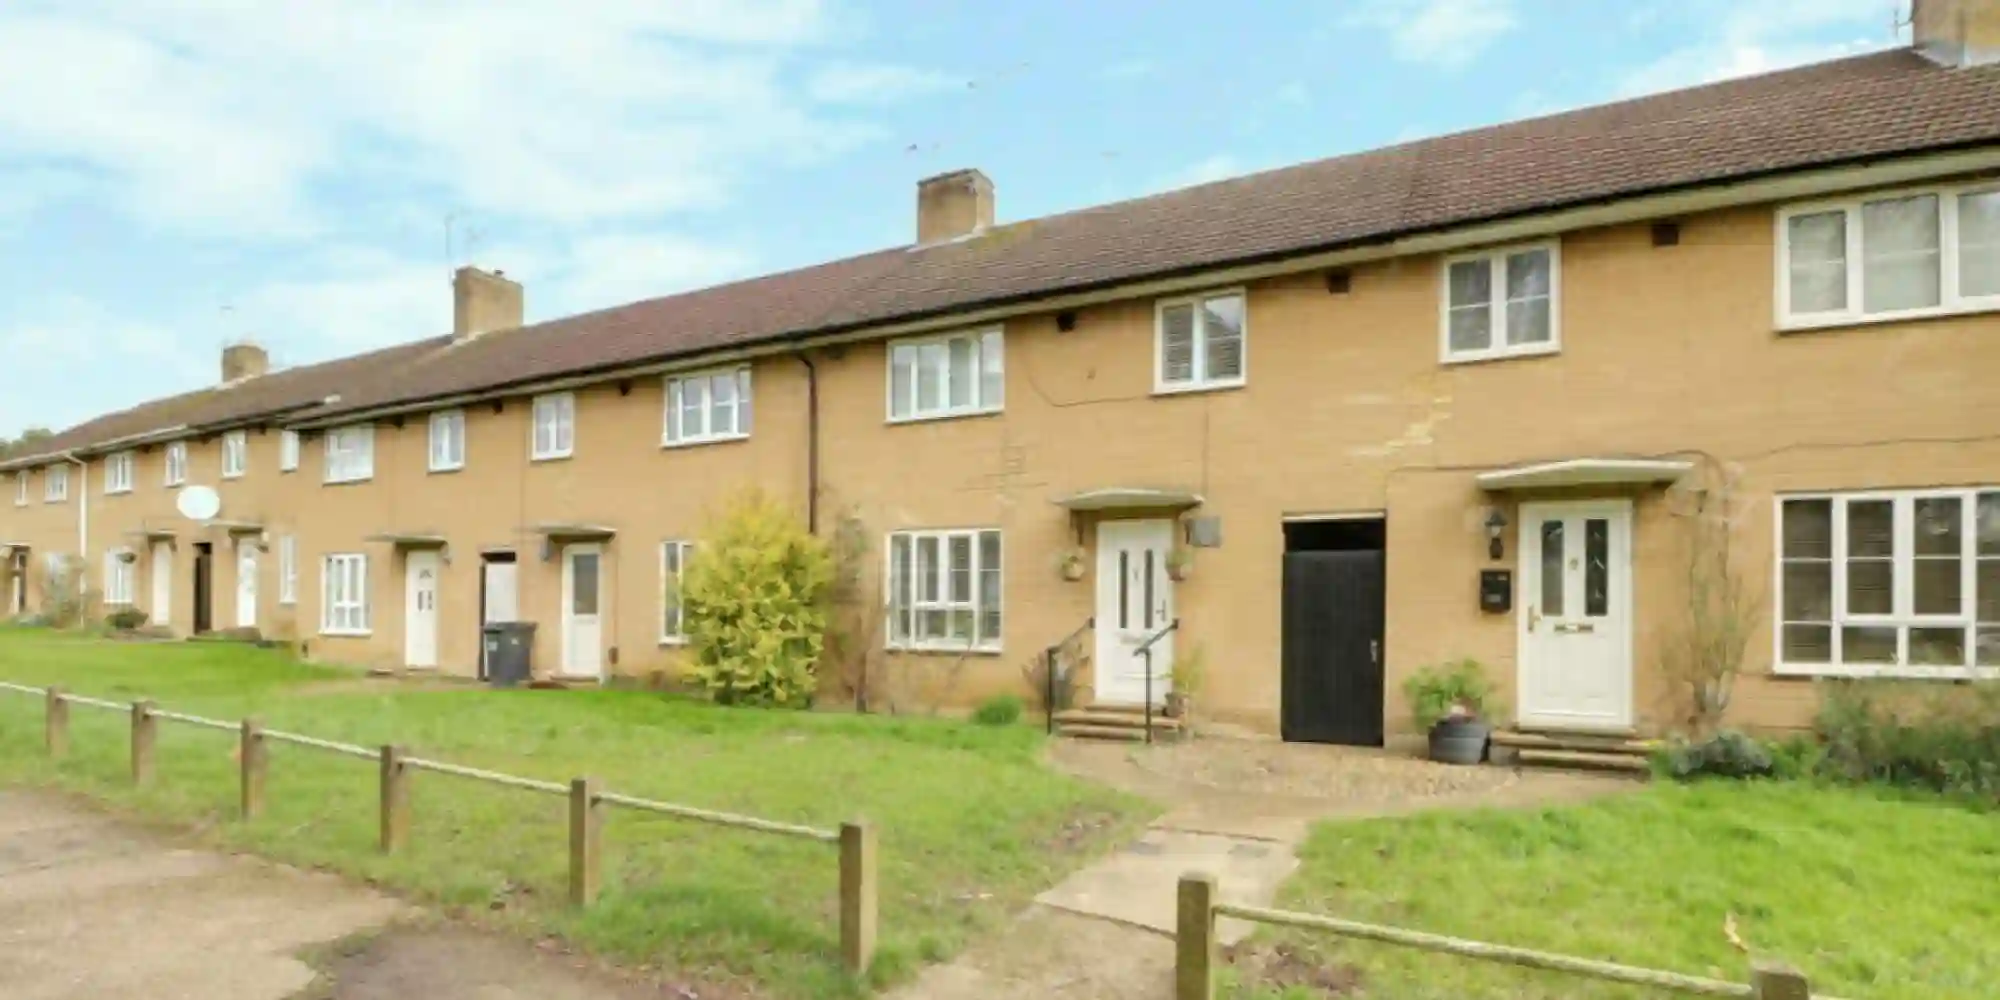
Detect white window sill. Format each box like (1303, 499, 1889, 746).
(105, 489, 132, 497)
(1152, 379, 1245, 397)
(166, 482, 185, 490)
(1440, 342, 1560, 366)
(886, 643, 1003, 657)
(222, 473, 245, 481)
(531, 452, 574, 463)
(886, 406, 1003, 426)
(319, 629, 373, 638)
(662, 433, 750, 449)
(279, 599, 296, 607)
(658, 637, 688, 647)
(1779, 298, 2000, 333)
(323, 476, 374, 486)
(428, 465, 464, 475)
(1773, 662, 2000, 681)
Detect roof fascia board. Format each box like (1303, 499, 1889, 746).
(0, 424, 193, 472)
(286, 144, 2000, 430)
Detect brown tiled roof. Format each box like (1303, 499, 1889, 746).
(34, 48, 2000, 442)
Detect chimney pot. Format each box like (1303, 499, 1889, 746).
(915, 168, 995, 245)
(1914, 0, 2000, 66)
(221, 342, 269, 383)
(453, 266, 525, 340)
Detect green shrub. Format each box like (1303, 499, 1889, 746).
(971, 694, 1024, 727)
(1814, 679, 2000, 801)
(1402, 658, 1496, 730)
(104, 607, 148, 631)
(680, 489, 832, 708)
(1654, 730, 1776, 781)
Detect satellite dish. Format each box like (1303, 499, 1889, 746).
(176, 485, 222, 522)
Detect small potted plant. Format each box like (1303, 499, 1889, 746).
(1403, 658, 1497, 765)
(1058, 547, 1087, 582)
(1165, 643, 1207, 725)
(1165, 546, 1195, 581)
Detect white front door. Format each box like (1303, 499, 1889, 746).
(561, 544, 604, 678)
(149, 541, 172, 626)
(1518, 500, 1634, 731)
(404, 551, 441, 669)
(7, 552, 25, 617)
(1093, 519, 1175, 705)
(235, 544, 259, 629)
(481, 557, 519, 675)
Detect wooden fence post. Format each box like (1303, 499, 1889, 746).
(839, 820, 878, 976)
(569, 777, 602, 907)
(1750, 962, 1810, 1000)
(378, 744, 409, 854)
(1175, 873, 1218, 1000)
(130, 700, 157, 786)
(45, 686, 67, 759)
(239, 718, 267, 820)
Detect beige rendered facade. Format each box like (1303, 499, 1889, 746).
(6, 38, 2000, 745)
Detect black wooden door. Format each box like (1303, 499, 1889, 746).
(192, 545, 213, 634)
(1282, 550, 1386, 746)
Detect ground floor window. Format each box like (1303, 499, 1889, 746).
(1778, 487, 1998, 674)
(321, 553, 370, 635)
(887, 528, 1001, 650)
(660, 540, 694, 642)
(102, 552, 135, 605)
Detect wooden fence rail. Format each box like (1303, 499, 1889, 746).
(1176, 873, 1834, 1000)
(2, 682, 878, 975)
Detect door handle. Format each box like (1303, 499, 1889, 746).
(1369, 640, 1380, 664)
(1527, 606, 1542, 630)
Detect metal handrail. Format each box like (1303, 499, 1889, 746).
(1137, 618, 1179, 744)
(1042, 616, 1093, 733)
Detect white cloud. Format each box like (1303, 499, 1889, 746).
(0, 299, 211, 434)
(1616, 0, 1897, 96)
(807, 62, 961, 104)
(1149, 155, 1246, 195)
(553, 235, 760, 314)
(1347, 0, 1518, 70)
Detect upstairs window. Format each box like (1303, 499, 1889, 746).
(888, 328, 1003, 421)
(13, 472, 26, 506)
(1156, 291, 1246, 391)
(221, 430, 248, 479)
(279, 430, 300, 472)
(532, 393, 575, 460)
(1779, 183, 2000, 327)
(1442, 242, 1558, 362)
(164, 442, 187, 487)
(324, 425, 375, 484)
(104, 452, 135, 495)
(429, 410, 466, 472)
(666, 368, 752, 445)
(45, 465, 67, 503)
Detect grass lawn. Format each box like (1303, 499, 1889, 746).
(1229, 781, 2000, 1000)
(0, 630, 1151, 998)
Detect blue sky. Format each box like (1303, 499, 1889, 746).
(0, 0, 1910, 437)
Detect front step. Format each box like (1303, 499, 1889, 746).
(1494, 729, 1656, 775)
(1516, 748, 1652, 773)
(1053, 705, 1182, 742)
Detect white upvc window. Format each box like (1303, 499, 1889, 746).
(280, 430, 300, 472)
(164, 442, 187, 487)
(1775, 487, 2000, 678)
(665, 368, 752, 446)
(660, 540, 696, 642)
(1441, 241, 1559, 363)
(320, 553, 370, 635)
(104, 452, 134, 495)
(888, 328, 1004, 421)
(429, 410, 466, 472)
(13, 472, 26, 506)
(45, 465, 67, 503)
(102, 551, 135, 605)
(324, 425, 375, 484)
(1777, 182, 2000, 328)
(1155, 290, 1246, 392)
(221, 430, 248, 479)
(886, 528, 1002, 651)
(531, 393, 575, 460)
(278, 535, 297, 605)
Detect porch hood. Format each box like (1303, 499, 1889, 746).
(1052, 488, 1204, 512)
(1476, 458, 1691, 491)
(208, 519, 267, 534)
(525, 522, 617, 540)
(126, 526, 177, 540)
(364, 531, 449, 548)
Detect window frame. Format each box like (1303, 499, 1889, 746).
(103, 451, 135, 495)
(44, 465, 67, 503)
(659, 539, 696, 644)
(1153, 289, 1249, 394)
(885, 327, 1005, 423)
(323, 424, 376, 484)
(1437, 240, 1563, 364)
(221, 430, 248, 479)
(319, 553, 371, 636)
(1775, 180, 2000, 330)
(164, 441, 187, 487)
(664, 367, 753, 447)
(884, 527, 1003, 652)
(531, 393, 576, 461)
(1772, 486, 1997, 680)
(428, 409, 467, 473)
(278, 535, 298, 606)
(279, 430, 300, 473)
(12, 472, 26, 507)
(102, 551, 135, 606)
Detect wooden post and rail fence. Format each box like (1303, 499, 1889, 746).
(1175, 872, 1835, 1000)
(3, 681, 878, 975)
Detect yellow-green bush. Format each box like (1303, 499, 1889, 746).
(680, 490, 832, 707)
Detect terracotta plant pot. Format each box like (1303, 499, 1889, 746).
(1427, 718, 1491, 765)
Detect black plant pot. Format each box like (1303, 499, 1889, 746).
(1428, 719, 1491, 765)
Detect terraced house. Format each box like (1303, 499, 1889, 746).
(6, 13, 2000, 747)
